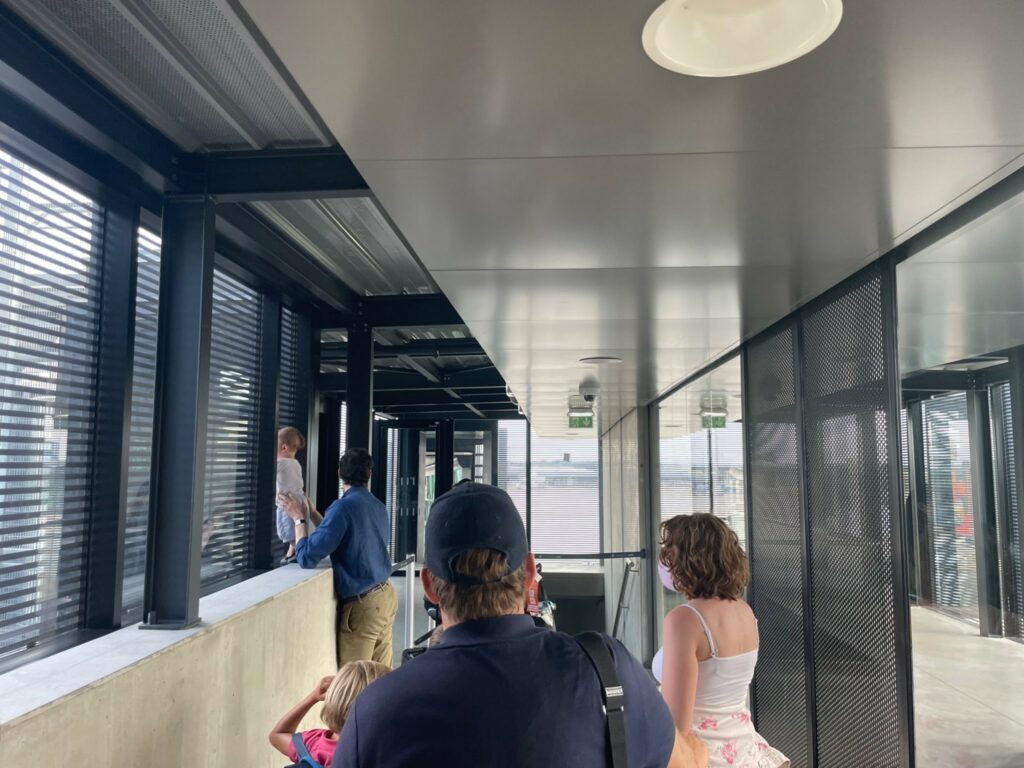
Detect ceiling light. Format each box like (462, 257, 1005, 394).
(579, 356, 623, 365)
(642, 0, 843, 77)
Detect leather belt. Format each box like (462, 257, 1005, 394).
(341, 581, 387, 604)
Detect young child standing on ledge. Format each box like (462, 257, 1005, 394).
(269, 661, 391, 767)
(276, 426, 306, 564)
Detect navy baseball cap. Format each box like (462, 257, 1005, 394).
(425, 482, 528, 585)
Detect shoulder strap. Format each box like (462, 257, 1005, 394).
(291, 732, 321, 768)
(681, 603, 717, 657)
(575, 631, 629, 768)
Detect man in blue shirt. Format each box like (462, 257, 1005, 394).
(333, 482, 697, 767)
(283, 448, 396, 666)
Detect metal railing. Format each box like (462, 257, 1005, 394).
(391, 554, 417, 650)
(611, 559, 641, 640)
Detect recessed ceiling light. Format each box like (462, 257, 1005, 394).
(579, 356, 623, 365)
(642, 0, 843, 77)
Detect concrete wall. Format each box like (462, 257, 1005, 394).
(0, 568, 336, 768)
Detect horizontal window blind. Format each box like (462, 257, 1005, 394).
(272, 305, 300, 564)
(0, 148, 103, 661)
(337, 402, 347, 496)
(121, 228, 161, 623)
(201, 269, 262, 588)
(711, 421, 746, 548)
(992, 383, 1023, 637)
(529, 429, 599, 554)
(496, 420, 528, 531)
(922, 392, 978, 622)
(659, 430, 712, 520)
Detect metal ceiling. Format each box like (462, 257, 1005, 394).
(898, 187, 1024, 377)
(0, 0, 331, 151)
(249, 197, 435, 295)
(239, 0, 1024, 435)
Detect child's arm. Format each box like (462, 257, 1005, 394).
(268, 676, 334, 757)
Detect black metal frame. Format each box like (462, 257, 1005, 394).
(143, 195, 216, 629)
(965, 389, 1003, 636)
(254, 291, 282, 571)
(85, 192, 141, 629)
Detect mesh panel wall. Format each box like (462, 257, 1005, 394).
(121, 228, 161, 623)
(201, 269, 262, 588)
(0, 148, 103, 661)
(745, 324, 812, 768)
(993, 383, 1023, 638)
(800, 268, 904, 768)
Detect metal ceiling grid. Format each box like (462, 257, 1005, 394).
(1, 0, 330, 151)
(250, 197, 434, 296)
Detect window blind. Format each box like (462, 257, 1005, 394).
(337, 402, 347, 496)
(271, 305, 300, 564)
(529, 429, 599, 554)
(0, 148, 103, 660)
(922, 392, 978, 621)
(201, 269, 262, 588)
(710, 421, 747, 548)
(121, 228, 161, 623)
(496, 420, 528, 531)
(659, 429, 712, 521)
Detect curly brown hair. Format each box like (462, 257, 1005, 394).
(659, 514, 748, 600)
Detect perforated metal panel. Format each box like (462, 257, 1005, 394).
(800, 268, 904, 768)
(745, 324, 812, 768)
(2, 0, 329, 150)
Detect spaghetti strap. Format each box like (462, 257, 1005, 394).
(681, 603, 718, 658)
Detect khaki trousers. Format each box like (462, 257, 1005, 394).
(337, 582, 398, 667)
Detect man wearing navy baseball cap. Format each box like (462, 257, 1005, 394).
(333, 482, 696, 768)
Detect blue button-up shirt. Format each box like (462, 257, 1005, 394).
(333, 615, 676, 767)
(295, 485, 391, 600)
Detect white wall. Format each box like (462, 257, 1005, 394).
(0, 567, 336, 768)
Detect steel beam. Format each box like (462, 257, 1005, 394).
(322, 338, 485, 361)
(435, 420, 455, 497)
(254, 291, 282, 571)
(85, 194, 139, 629)
(143, 196, 216, 629)
(354, 294, 463, 328)
(319, 368, 505, 393)
(176, 148, 369, 201)
(965, 389, 1002, 636)
(346, 326, 375, 450)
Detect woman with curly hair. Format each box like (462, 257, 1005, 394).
(654, 514, 789, 768)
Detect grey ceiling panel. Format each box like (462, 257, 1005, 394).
(199, 2, 1024, 430)
(249, 197, 434, 296)
(2, 0, 331, 150)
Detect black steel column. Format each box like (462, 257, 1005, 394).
(966, 389, 1003, 636)
(345, 324, 374, 450)
(317, 395, 341, 513)
(143, 195, 215, 629)
(371, 419, 388, 503)
(253, 291, 281, 571)
(86, 194, 139, 629)
(907, 400, 932, 605)
(435, 419, 455, 497)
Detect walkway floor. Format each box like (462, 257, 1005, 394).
(912, 607, 1024, 768)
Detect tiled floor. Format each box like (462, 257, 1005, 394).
(912, 607, 1024, 768)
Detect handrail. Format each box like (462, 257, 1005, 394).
(533, 550, 647, 561)
(611, 559, 641, 640)
(391, 554, 417, 650)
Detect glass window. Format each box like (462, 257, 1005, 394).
(121, 228, 161, 623)
(0, 148, 103, 661)
(529, 429, 599, 555)
(496, 420, 528, 531)
(201, 269, 262, 588)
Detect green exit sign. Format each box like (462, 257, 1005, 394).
(569, 414, 593, 429)
(702, 414, 726, 429)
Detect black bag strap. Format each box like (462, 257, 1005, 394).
(291, 732, 321, 768)
(575, 631, 629, 768)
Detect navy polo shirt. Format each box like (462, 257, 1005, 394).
(294, 485, 391, 599)
(333, 614, 676, 768)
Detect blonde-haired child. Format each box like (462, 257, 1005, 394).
(269, 660, 391, 766)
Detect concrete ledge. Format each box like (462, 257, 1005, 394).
(0, 564, 336, 767)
